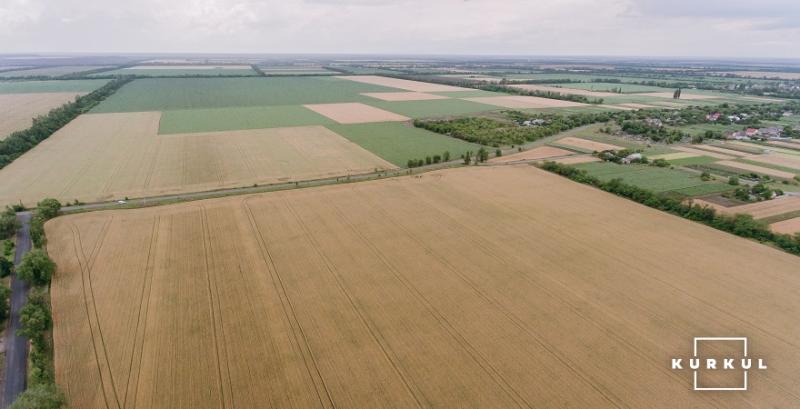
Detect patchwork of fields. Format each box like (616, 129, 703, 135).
(47, 165, 800, 408)
(0, 112, 395, 206)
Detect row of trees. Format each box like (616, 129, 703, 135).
(539, 161, 800, 255)
(0, 78, 132, 169)
(10, 198, 65, 409)
(407, 151, 451, 168)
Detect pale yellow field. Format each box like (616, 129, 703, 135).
(770, 217, 800, 235)
(463, 95, 586, 109)
(673, 146, 735, 160)
(0, 112, 395, 206)
(638, 92, 720, 100)
(618, 103, 660, 109)
(360, 92, 448, 101)
(697, 196, 800, 219)
(747, 153, 800, 171)
(489, 146, 574, 163)
(649, 152, 701, 161)
(0, 92, 82, 139)
(768, 141, 800, 150)
(556, 136, 622, 152)
(48, 165, 800, 408)
(692, 144, 752, 157)
(336, 75, 471, 92)
(716, 160, 797, 179)
(552, 155, 601, 164)
(304, 102, 410, 124)
(509, 84, 619, 97)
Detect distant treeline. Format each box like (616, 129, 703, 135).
(539, 161, 800, 256)
(0, 77, 132, 169)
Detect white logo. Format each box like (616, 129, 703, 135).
(670, 337, 767, 391)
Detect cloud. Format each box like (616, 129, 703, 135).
(0, 0, 798, 58)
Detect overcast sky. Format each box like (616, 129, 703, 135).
(1, 0, 799, 58)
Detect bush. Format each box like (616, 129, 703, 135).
(29, 215, 45, 249)
(9, 384, 64, 409)
(0, 285, 10, 322)
(16, 249, 55, 286)
(0, 211, 20, 239)
(36, 199, 61, 220)
(728, 176, 739, 185)
(0, 258, 13, 278)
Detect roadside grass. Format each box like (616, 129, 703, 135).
(327, 122, 481, 167)
(158, 105, 334, 134)
(573, 161, 732, 195)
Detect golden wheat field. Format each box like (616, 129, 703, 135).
(0, 92, 83, 139)
(47, 165, 800, 409)
(0, 112, 395, 206)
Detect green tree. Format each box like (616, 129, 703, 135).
(29, 215, 45, 248)
(0, 285, 10, 322)
(16, 249, 55, 286)
(18, 297, 51, 340)
(477, 147, 489, 163)
(9, 384, 65, 409)
(728, 176, 740, 185)
(495, 149, 502, 157)
(0, 258, 13, 278)
(443, 151, 450, 162)
(463, 151, 472, 165)
(0, 211, 20, 239)
(673, 88, 682, 99)
(36, 198, 61, 220)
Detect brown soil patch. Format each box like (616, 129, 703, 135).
(509, 84, 619, 97)
(771, 217, 800, 235)
(0, 92, 83, 139)
(716, 160, 797, 179)
(47, 165, 800, 409)
(304, 102, 409, 124)
(463, 95, 586, 109)
(708, 196, 800, 219)
(489, 146, 574, 163)
(0, 112, 395, 206)
(360, 92, 449, 101)
(556, 136, 622, 152)
(336, 75, 471, 92)
(552, 155, 601, 165)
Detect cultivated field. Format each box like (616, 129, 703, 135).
(574, 162, 731, 195)
(304, 103, 409, 124)
(555, 136, 622, 152)
(336, 75, 471, 92)
(94, 65, 257, 77)
(747, 153, 800, 171)
(0, 92, 83, 139)
(464, 95, 586, 109)
(361, 92, 448, 101)
(715, 160, 797, 179)
(696, 196, 800, 219)
(637, 92, 720, 100)
(0, 79, 108, 94)
(47, 165, 800, 408)
(489, 146, 574, 163)
(509, 84, 619, 97)
(0, 112, 395, 206)
(770, 217, 800, 235)
(0, 65, 109, 77)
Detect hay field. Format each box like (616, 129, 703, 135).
(509, 84, 619, 97)
(770, 217, 800, 235)
(336, 75, 471, 92)
(47, 165, 800, 409)
(698, 196, 800, 219)
(746, 153, 800, 171)
(0, 112, 394, 206)
(489, 146, 574, 163)
(673, 146, 735, 160)
(361, 92, 448, 101)
(464, 95, 586, 109)
(304, 103, 409, 124)
(0, 92, 83, 139)
(715, 160, 797, 179)
(637, 92, 720, 100)
(556, 136, 622, 152)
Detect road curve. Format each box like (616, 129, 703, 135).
(2, 212, 31, 408)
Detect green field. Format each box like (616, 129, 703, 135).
(0, 79, 109, 94)
(92, 77, 402, 112)
(91, 68, 257, 77)
(327, 122, 481, 167)
(673, 123, 744, 136)
(367, 98, 500, 118)
(158, 105, 335, 134)
(667, 156, 719, 166)
(574, 161, 732, 195)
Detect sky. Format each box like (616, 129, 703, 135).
(1, 0, 799, 58)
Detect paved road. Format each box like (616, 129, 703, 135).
(2, 212, 31, 408)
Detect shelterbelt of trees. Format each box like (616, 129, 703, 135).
(0, 77, 132, 169)
(415, 101, 800, 146)
(539, 161, 800, 256)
